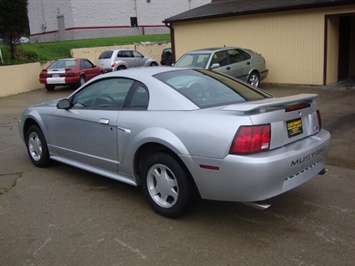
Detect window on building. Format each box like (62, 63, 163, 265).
(130, 17, 138, 27)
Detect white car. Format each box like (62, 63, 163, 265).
(97, 49, 158, 72)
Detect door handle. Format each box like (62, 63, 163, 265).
(226, 67, 231, 70)
(99, 118, 110, 125)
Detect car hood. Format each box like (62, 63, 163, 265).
(31, 98, 62, 108)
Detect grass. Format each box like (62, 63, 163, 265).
(0, 34, 170, 65)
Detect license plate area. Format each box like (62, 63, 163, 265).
(287, 118, 303, 138)
(52, 74, 60, 77)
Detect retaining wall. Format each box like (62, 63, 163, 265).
(0, 42, 170, 98)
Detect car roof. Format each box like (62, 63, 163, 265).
(185, 47, 243, 54)
(57, 58, 76, 61)
(105, 49, 134, 52)
(99, 66, 181, 80)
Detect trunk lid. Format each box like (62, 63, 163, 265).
(224, 94, 321, 149)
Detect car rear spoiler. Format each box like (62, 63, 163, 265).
(223, 94, 318, 112)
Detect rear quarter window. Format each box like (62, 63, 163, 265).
(99, 51, 113, 59)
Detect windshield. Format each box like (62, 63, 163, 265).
(174, 53, 211, 69)
(154, 69, 271, 108)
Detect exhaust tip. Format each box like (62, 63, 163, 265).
(245, 201, 271, 211)
(318, 168, 328, 175)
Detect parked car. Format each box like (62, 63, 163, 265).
(174, 47, 268, 87)
(97, 49, 158, 72)
(18, 36, 30, 44)
(39, 58, 104, 91)
(160, 47, 173, 66)
(20, 67, 330, 218)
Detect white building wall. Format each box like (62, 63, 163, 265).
(27, 0, 210, 42)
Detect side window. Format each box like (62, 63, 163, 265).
(71, 78, 134, 110)
(210, 51, 227, 67)
(83, 59, 94, 69)
(238, 49, 251, 60)
(133, 51, 143, 58)
(126, 51, 134, 57)
(124, 82, 149, 110)
(228, 49, 245, 63)
(80, 59, 89, 70)
(117, 51, 126, 58)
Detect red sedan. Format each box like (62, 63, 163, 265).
(39, 58, 104, 91)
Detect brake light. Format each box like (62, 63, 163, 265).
(316, 110, 322, 129)
(63, 70, 74, 77)
(39, 70, 49, 78)
(230, 124, 271, 154)
(285, 103, 310, 112)
(111, 63, 117, 67)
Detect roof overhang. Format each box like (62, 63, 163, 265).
(163, 0, 354, 24)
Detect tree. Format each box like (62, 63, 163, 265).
(0, 0, 29, 60)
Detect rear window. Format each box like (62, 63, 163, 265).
(99, 50, 113, 59)
(154, 69, 271, 108)
(48, 60, 76, 69)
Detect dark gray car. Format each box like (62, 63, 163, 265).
(174, 47, 268, 87)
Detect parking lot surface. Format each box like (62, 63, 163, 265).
(0, 83, 354, 265)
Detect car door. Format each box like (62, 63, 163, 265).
(80, 59, 96, 79)
(209, 50, 236, 78)
(225, 48, 252, 81)
(46, 77, 134, 172)
(133, 51, 146, 67)
(122, 50, 138, 68)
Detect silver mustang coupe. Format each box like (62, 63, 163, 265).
(19, 67, 331, 218)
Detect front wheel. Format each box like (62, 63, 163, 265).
(247, 71, 260, 87)
(150, 62, 158, 67)
(26, 125, 50, 167)
(141, 152, 193, 218)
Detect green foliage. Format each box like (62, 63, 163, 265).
(0, 0, 29, 59)
(0, 34, 170, 65)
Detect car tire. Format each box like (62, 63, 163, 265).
(79, 75, 85, 87)
(150, 62, 158, 67)
(26, 125, 50, 167)
(45, 84, 55, 91)
(247, 71, 260, 87)
(141, 152, 193, 218)
(117, 65, 126, 71)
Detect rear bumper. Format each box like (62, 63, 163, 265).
(39, 77, 79, 85)
(184, 129, 331, 202)
(260, 69, 268, 81)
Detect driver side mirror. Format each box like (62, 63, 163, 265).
(57, 99, 71, 109)
(210, 63, 220, 70)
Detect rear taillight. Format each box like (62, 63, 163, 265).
(64, 71, 74, 77)
(39, 70, 48, 78)
(230, 124, 271, 154)
(111, 63, 117, 67)
(316, 110, 322, 129)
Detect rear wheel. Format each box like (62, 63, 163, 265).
(26, 125, 50, 167)
(150, 62, 158, 67)
(117, 65, 126, 71)
(79, 75, 85, 86)
(45, 84, 55, 91)
(247, 71, 260, 87)
(141, 152, 193, 218)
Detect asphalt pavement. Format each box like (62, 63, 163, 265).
(0, 81, 354, 266)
